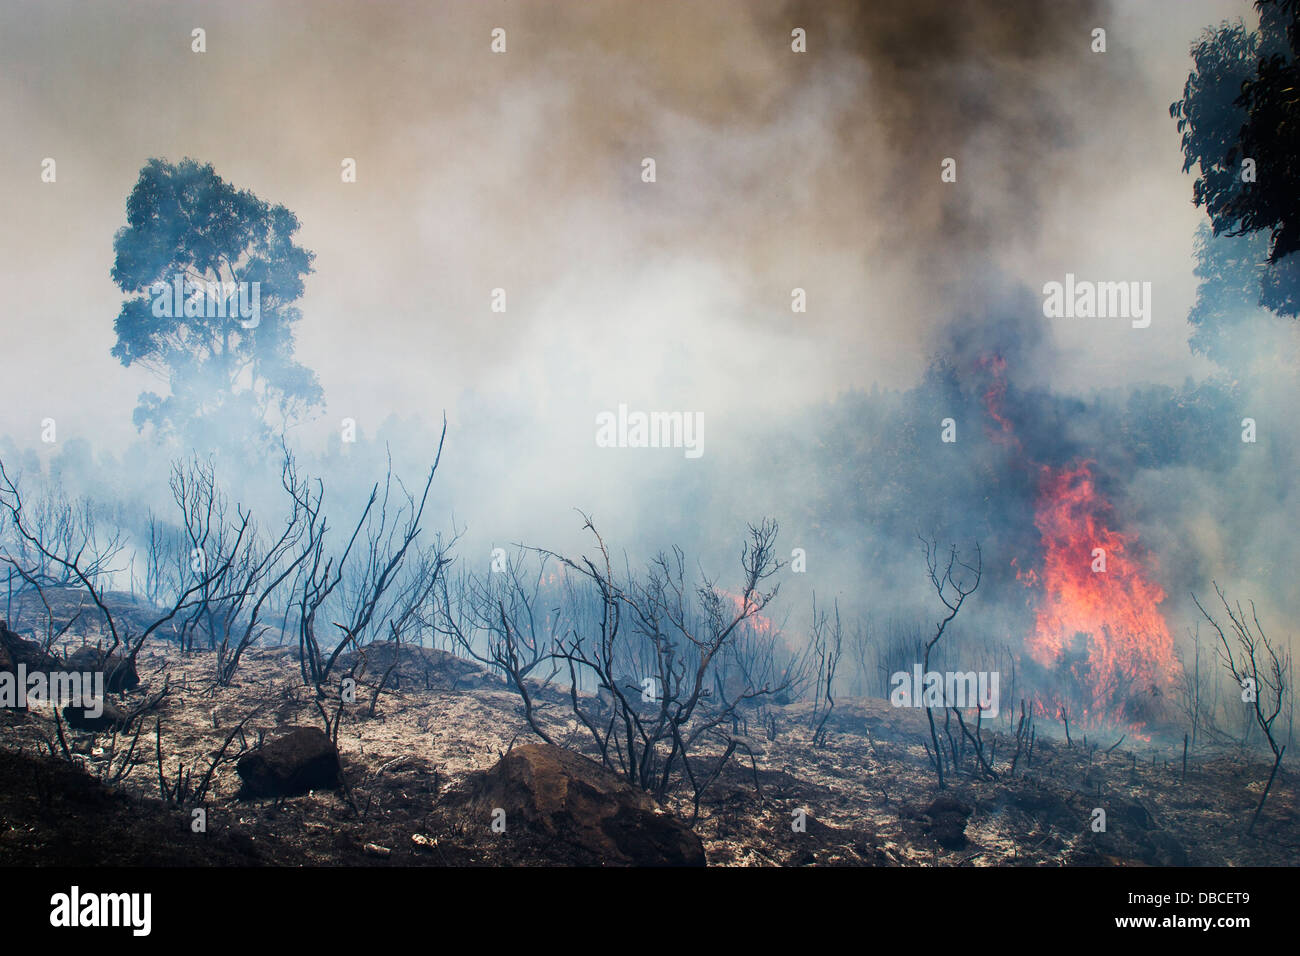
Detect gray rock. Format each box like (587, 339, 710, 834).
(465, 742, 706, 866)
(236, 726, 342, 798)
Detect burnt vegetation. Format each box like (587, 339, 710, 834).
(1, 0, 1297, 868)
(0, 436, 1293, 868)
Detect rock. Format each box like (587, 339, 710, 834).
(923, 795, 973, 850)
(66, 646, 140, 692)
(0, 637, 22, 714)
(335, 641, 495, 692)
(465, 743, 706, 866)
(1110, 798, 1156, 831)
(1, 624, 57, 716)
(0, 622, 58, 670)
(62, 698, 129, 732)
(236, 726, 342, 799)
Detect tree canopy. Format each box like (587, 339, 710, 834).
(1170, 1, 1300, 362)
(1171, 1, 1300, 265)
(110, 158, 322, 444)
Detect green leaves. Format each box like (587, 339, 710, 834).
(110, 158, 321, 446)
(1172, 2, 1300, 356)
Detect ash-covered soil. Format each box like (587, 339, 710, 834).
(0, 634, 1296, 867)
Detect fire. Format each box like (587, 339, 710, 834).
(1023, 461, 1175, 727)
(982, 355, 1175, 729)
(722, 590, 775, 637)
(979, 354, 1020, 451)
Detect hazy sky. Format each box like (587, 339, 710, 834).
(0, 0, 1251, 460)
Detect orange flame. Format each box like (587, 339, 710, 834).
(1022, 461, 1175, 727)
(982, 355, 1174, 729)
(721, 590, 775, 637)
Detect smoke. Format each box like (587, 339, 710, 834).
(0, 0, 1292, 721)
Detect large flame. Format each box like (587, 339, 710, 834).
(982, 355, 1174, 728)
(1022, 461, 1175, 727)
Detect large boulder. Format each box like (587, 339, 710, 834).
(62, 698, 129, 732)
(236, 726, 342, 799)
(465, 743, 706, 866)
(0, 635, 18, 715)
(0, 624, 56, 715)
(66, 646, 140, 692)
(0, 622, 58, 670)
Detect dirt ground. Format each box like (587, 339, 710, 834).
(1, 635, 1296, 867)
